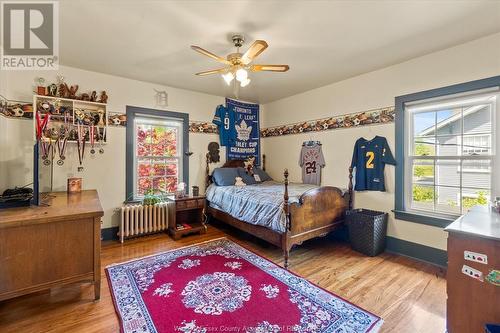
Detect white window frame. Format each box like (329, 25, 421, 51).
(132, 114, 183, 200)
(404, 89, 499, 218)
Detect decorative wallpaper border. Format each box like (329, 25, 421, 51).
(1, 95, 394, 136)
(0, 95, 130, 127)
(0, 96, 218, 131)
(189, 120, 218, 134)
(260, 106, 395, 138)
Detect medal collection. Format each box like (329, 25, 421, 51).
(35, 96, 108, 172)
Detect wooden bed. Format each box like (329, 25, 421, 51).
(205, 154, 354, 269)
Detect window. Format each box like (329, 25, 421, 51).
(407, 93, 496, 217)
(462, 135, 490, 156)
(126, 107, 189, 201)
(460, 135, 491, 172)
(395, 76, 500, 227)
(134, 117, 182, 197)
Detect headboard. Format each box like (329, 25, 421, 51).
(205, 154, 266, 188)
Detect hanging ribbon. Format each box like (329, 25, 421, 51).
(42, 139, 53, 166)
(63, 110, 70, 134)
(77, 124, 86, 169)
(99, 127, 106, 154)
(35, 111, 50, 140)
(49, 138, 56, 166)
(57, 134, 68, 166)
(90, 126, 96, 154)
(41, 139, 49, 160)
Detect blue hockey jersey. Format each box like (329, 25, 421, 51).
(350, 136, 396, 191)
(212, 105, 235, 146)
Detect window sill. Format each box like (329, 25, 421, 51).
(393, 210, 456, 228)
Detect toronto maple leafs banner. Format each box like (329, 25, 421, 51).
(226, 98, 261, 165)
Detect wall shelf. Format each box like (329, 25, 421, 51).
(34, 94, 108, 144)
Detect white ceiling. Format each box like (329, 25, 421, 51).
(59, 0, 500, 104)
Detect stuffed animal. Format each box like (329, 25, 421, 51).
(58, 83, 67, 98)
(64, 83, 79, 99)
(79, 93, 90, 101)
(244, 156, 256, 175)
(234, 177, 246, 186)
(99, 91, 108, 104)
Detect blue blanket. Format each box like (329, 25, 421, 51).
(206, 181, 320, 233)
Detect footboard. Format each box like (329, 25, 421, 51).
(289, 186, 349, 235)
(282, 167, 353, 240)
(281, 168, 353, 269)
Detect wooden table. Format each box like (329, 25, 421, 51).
(167, 196, 207, 240)
(0, 190, 104, 301)
(445, 206, 500, 333)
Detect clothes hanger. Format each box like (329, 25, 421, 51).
(363, 127, 377, 142)
(302, 140, 322, 146)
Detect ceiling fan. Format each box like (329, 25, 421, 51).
(191, 34, 289, 88)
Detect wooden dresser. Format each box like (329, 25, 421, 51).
(0, 190, 103, 301)
(445, 206, 500, 333)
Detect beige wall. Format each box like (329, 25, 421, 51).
(0, 69, 5, 96)
(0, 65, 225, 229)
(262, 32, 500, 250)
(2, 33, 500, 248)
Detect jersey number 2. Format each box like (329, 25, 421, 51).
(366, 151, 375, 169)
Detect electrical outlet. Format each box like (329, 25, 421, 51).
(464, 250, 488, 264)
(462, 265, 483, 281)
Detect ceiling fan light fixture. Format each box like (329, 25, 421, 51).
(192, 35, 288, 90)
(240, 78, 251, 88)
(235, 68, 248, 82)
(222, 72, 234, 85)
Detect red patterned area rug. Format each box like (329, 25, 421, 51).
(106, 238, 383, 333)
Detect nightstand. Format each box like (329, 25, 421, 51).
(167, 196, 207, 240)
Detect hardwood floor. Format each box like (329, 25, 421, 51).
(0, 223, 446, 333)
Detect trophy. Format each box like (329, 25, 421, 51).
(36, 77, 46, 95)
(47, 84, 58, 97)
(97, 109, 105, 127)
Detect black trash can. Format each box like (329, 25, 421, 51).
(346, 209, 388, 256)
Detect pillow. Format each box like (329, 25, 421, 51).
(253, 167, 273, 182)
(237, 167, 258, 185)
(212, 168, 239, 186)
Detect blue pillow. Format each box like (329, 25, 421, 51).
(212, 168, 239, 186)
(237, 167, 258, 185)
(253, 167, 273, 182)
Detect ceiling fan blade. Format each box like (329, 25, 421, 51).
(195, 68, 228, 76)
(251, 64, 290, 72)
(241, 40, 268, 65)
(191, 45, 231, 65)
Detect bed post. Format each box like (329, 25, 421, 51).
(205, 152, 210, 191)
(283, 169, 291, 269)
(262, 154, 266, 171)
(348, 166, 354, 210)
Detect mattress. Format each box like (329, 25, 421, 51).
(205, 181, 319, 233)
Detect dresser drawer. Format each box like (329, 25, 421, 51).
(176, 198, 204, 211)
(186, 199, 197, 209)
(176, 200, 187, 210)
